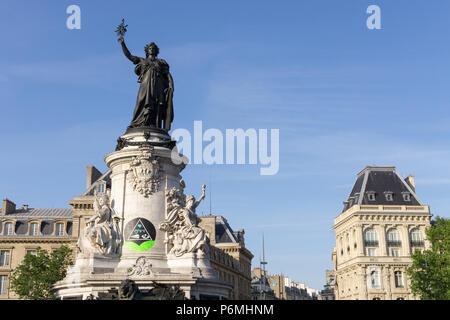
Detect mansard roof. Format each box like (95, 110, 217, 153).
(81, 169, 112, 196)
(215, 215, 239, 243)
(342, 166, 422, 212)
(1, 208, 72, 219)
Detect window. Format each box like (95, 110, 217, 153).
(30, 223, 39, 236)
(97, 182, 106, 194)
(4, 223, 13, 236)
(370, 270, 380, 288)
(367, 248, 377, 256)
(394, 271, 404, 288)
(0, 275, 7, 295)
(26, 250, 37, 256)
(384, 192, 393, 201)
(367, 192, 376, 201)
(364, 228, 379, 247)
(348, 197, 354, 207)
(387, 229, 402, 247)
(402, 192, 411, 201)
(56, 223, 65, 236)
(410, 229, 424, 247)
(0, 251, 10, 266)
(390, 248, 400, 257)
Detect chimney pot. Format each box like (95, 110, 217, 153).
(405, 175, 415, 192)
(86, 166, 102, 189)
(2, 198, 16, 215)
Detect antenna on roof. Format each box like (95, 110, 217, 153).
(261, 233, 267, 268)
(259, 233, 268, 300)
(209, 167, 212, 215)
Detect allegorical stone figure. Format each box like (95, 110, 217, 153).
(160, 184, 209, 257)
(116, 20, 174, 131)
(77, 192, 122, 256)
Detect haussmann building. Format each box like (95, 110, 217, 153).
(332, 166, 432, 300)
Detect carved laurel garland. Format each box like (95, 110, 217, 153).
(127, 147, 161, 197)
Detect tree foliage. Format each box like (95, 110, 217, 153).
(10, 245, 73, 300)
(407, 216, 450, 300)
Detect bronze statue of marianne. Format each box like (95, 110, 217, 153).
(116, 20, 174, 131)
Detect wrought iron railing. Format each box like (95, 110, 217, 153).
(410, 240, 424, 247)
(387, 240, 402, 247)
(364, 240, 379, 247)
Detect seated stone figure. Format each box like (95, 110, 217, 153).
(160, 184, 209, 257)
(77, 191, 122, 256)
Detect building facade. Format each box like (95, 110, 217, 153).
(332, 166, 432, 300)
(0, 166, 252, 300)
(265, 273, 318, 300)
(198, 215, 254, 300)
(0, 199, 76, 299)
(320, 270, 335, 300)
(251, 267, 277, 300)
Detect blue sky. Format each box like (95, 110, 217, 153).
(1, 0, 450, 290)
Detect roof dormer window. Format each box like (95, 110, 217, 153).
(97, 181, 106, 194)
(354, 193, 360, 204)
(348, 197, 355, 206)
(367, 192, 376, 201)
(384, 191, 393, 201)
(402, 192, 411, 201)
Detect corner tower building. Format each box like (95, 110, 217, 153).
(332, 166, 432, 300)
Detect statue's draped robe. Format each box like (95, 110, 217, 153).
(78, 206, 121, 256)
(128, 56, 174, 130)
(161, 206, 207, 257)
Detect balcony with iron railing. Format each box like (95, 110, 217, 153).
(410, 240, 424, 247)
(364, 240, 379, 247)
(387, 240, 402, 247)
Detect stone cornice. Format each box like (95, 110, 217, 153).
(214, 243, 254, 260)
(68, 200, 94, 210)
(0, 237, 76, 244)
(334, 205, 431, 230)
(336, 256, 413, 271)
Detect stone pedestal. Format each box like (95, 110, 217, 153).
(53, 128, 230, 300)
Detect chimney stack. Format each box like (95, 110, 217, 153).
(86, 166, 102, 189)
(1, 198, 16, 215)
(405, 175, 415, 192)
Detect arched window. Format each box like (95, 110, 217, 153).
(410, 229, 424, 247)
(4, 223, 13, 236)
(387, 229, 401, 247)
(370, 270, 380, 288)
(30, 223, 39, 236)
(56, 223, 65, 236)
(394, 271, 404, 288)
(364, 228, 379, 247)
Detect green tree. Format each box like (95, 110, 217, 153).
(10, 246, 73, 300)
(407, 216, 450, 300)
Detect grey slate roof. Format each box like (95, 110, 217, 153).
(343, 166, 422, 212)
(215, 216, 238, 243)
(82, 169, 112, 196)
(1, 208, 72, 219)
